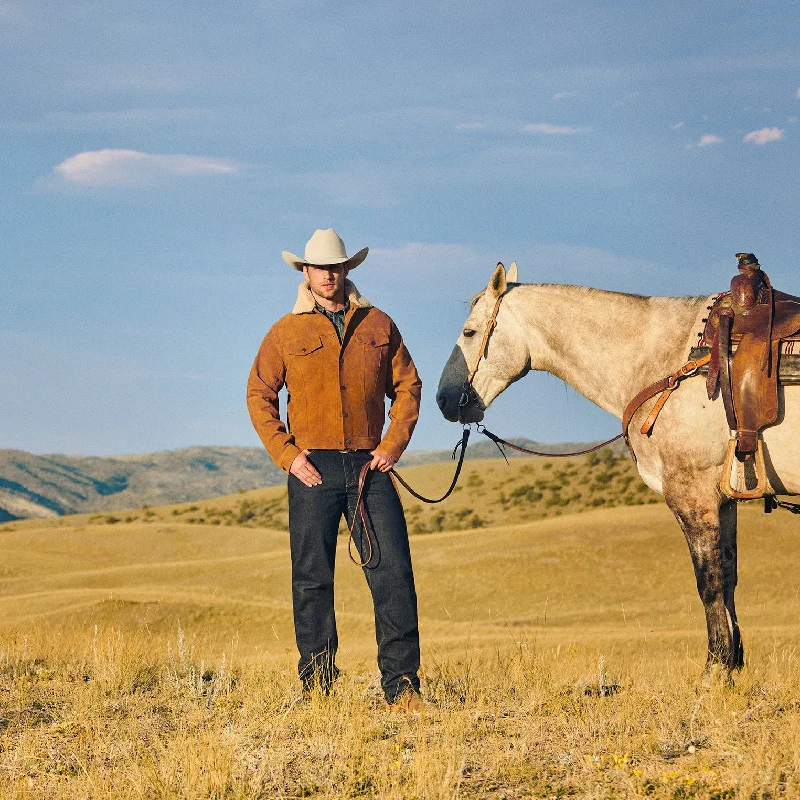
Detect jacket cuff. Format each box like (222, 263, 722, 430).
(377, 436, 406, 464)
(278, 444, 303, 473)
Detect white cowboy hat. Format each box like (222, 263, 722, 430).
(282, 228, 369, 271)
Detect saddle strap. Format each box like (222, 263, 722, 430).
(764, 276, 775, 376)
(718, 311, 738, 431)
(706, 335, 720, 400)
(621, 354, 711, 448)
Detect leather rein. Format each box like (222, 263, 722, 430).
(347, 427, 471, 566)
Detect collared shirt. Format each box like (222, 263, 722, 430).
(315, 300, 350, 344)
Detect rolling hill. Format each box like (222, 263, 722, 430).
(0, 460, 791, 658)
(0, 435, 627, 521)
(0, 446, 283, 521)
(1, 447, 659, 535)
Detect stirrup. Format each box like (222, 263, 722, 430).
(720, 436, 772, 500)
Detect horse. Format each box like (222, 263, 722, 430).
(436, 261, 800, 675)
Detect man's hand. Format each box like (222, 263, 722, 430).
(369, 449, 396, 472)
(289, 450, 323, 487)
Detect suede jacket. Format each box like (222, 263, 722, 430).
(247, 280, 422, 473)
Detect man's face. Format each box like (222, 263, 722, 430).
(303, 264, 349, 301)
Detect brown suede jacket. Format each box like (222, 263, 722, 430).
(247, 280, 422, 473)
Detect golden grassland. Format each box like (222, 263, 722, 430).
(57, 449, 660, 536)
(2, 457, 800, 798)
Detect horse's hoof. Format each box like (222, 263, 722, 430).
(697, 661, 734, 691)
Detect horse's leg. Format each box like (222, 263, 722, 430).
(719, 498, 744, 668)
(664, 473, 736, 673)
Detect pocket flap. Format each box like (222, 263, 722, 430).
(357, 332, 390, 347)
(286, 335, 324, 356)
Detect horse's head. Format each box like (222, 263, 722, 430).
(436, 261, 530, 423)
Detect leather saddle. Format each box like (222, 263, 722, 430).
(702, 254, 800, 467)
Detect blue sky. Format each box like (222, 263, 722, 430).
(3, 0, 799, 455)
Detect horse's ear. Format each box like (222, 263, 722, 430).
(506, 261, 518, 283)
(487, 262, 507, 298)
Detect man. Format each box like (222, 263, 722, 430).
(247, 228, 424, 712)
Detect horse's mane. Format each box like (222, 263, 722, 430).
(467, 282, 708, 308)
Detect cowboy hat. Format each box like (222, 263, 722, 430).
(282, 228, 369, 271)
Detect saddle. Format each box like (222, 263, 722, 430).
(698, 253, 800, 497)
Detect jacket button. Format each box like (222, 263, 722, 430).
(343, 412, 349, 418)
(345, 439, 351, 445)
(371, 340, 375, 345)
(301, 348, 307, 352)
(339, 357, 344, 364)
(341, 385, 346, 390)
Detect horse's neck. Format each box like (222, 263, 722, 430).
(508, 285, 705, 419)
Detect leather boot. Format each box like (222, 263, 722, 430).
(386, 688, 425, 714)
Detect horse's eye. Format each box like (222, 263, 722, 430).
(463, 329, 476, 338)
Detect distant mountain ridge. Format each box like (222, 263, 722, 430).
(0, 436, 625, 520)
(0, 447, 283, 521)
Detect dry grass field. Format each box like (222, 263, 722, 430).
(2, 456, 800, 798)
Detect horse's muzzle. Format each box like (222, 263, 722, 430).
(436, 389, 459, 422)
(436, 383, 484, 423)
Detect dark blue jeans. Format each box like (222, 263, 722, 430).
(287, 449, 420, 702)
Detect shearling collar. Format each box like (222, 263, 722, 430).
(291, 279, 372, 315)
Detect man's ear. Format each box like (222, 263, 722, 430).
(486, 262, 507, 299)
(302, 266, 310, 282)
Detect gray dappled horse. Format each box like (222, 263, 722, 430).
(437, 262, 800, 676)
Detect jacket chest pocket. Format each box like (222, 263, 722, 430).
(285, 335, 325, 379)
(286, 335, 324, 358)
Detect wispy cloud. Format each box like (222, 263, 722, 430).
(0, 1, 22, 19)
(686, 134, 724, 149)
(45, 107, 214, 130)
(3, 108, 215, 134)
(671, 121, 685, 130)
(368, 242, 488, 296)
(743, 127, 784, 145)
(64, 64, 206, 94)
(368, 241, 671, 294)
(553, 91, 576, 101)
(292, 106, 459, 142)
(372, 242, 481, 272)
(524, 243, 669, 289)
(52, 149, 240, 188)
(613, 92, 638, 108)
(291, 165, 394, 207)
(521, 123, 584, 135)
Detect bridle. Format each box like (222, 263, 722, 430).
(455, 289, 628, 459)
(458, 293, 505, 421)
